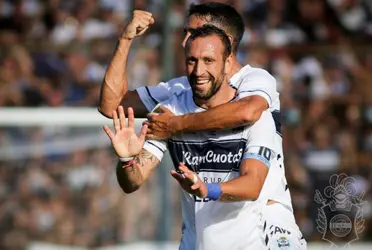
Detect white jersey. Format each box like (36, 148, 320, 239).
(138, 64, 289, 208)
(143, 89, 292, 250)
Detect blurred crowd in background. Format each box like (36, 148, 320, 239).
(1, 0, 372, 249)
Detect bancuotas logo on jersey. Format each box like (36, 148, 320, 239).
(168, 139, 246, 172)
(182, 148, 243, 166)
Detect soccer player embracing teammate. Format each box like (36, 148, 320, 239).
(101, 2, 307, 250)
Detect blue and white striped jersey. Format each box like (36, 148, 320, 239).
(143, 87, 293, 250)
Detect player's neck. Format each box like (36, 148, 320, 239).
(195, 82, 237, 110)
(227, 56, 243, 80)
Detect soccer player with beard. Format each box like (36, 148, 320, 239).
(98, 2, 280, 137)
(103, 26, 306, 250)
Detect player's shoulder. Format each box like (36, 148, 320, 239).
(158, 88, 192, 115)
(165, 76, 190, 96)
(168, 88, 191, 102)
(232, 65, 278, 96)
(167, 76, 189, 86)
(240, 65, 276, 83)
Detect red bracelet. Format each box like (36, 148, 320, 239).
(122, 159, 135, 168)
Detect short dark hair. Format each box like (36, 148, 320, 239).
(185, 25, 232, 60)
(188, 2, 244, 53)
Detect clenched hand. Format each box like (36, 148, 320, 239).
(121, 10, 155, 40)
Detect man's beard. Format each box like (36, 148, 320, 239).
(189, 69, 226, 101)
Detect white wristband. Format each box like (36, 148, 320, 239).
(192, 173, 198, 184)
(119, 157, 134, 162)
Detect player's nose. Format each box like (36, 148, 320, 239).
(193, 62, 205, 77)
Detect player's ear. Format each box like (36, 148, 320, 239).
(224, 54, 233, 73)
(226, 34, 234, 47)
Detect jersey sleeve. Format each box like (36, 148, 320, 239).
(142, 95, 178, 160)
(237, 68, 277, 108)
(136, 76, 189, 111)
(143, 140, 168, 161)
(242, 111, 277, 168)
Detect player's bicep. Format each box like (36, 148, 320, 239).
(241, 145, 277, 175)
(239, 158, 268, 186)
(120, 90, 148, 118)
(242, 145, 275, 170)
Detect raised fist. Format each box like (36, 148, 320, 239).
(121, 10, 155, 40)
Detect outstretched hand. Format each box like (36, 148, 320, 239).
(171, 162, 207, 198)
(103, 106, 148, 158)
(144, 105, 177, 140)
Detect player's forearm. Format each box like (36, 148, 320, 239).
(99, 39, 133, 118)
(116, 160, 143, 193)
(218, 175, 264, 202)
(116, 149, 159, 193)
(172, 96, 265, 132)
